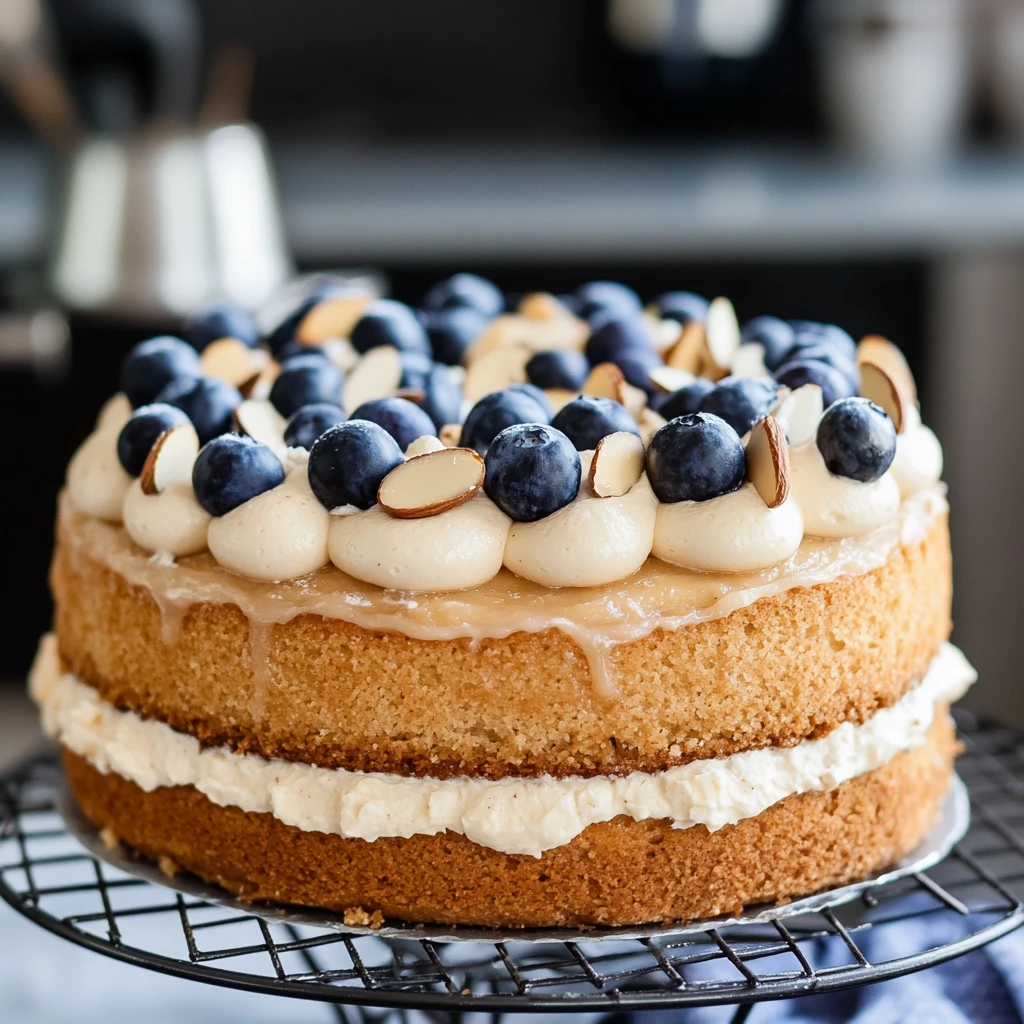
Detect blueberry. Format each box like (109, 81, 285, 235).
(646, 413, 746, 503)
(276, 339, 332, 365)
(774, 360, 856, 407)
(116, 403, 191, 476)
(351, 396, 437, 451)
(185, 303, 258, 351)
(264, 284, 351, 356)
(508, 382, 555, 419)
(526, 350, 590, 391)
(397, 350, 433, 391)
(658, 378, 716, 420)
(283, 403, 345, 450)
(269, 356, 344, 418)
(192, 434, 285, 517)
(697, 377, 778, 436)
(788, 321, 857, 364)
(816, 397, 897, 483)
(575, 281, 642, 323)
(460, 388, 551, 453)
(307, 420, 404, 510)
(741, 316, 795, 370)
(585, 317, 655, 366)
(550, 395, 640, 451)
(120, 336, 202, 409)
(651, 291, 709, 325)
(155, 376, 242, 444)
(421, 363, 464, 429)
(423, 273, 503, 318)
(351, 299, 430, 356)
(483, 423, 581, 522)
(782, 342, 857, 379)
(614, 348, 663, 397)
(423, 307, 487, 365)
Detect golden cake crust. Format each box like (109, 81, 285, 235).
(52, 514, 952, 779)
(62, 711, 957, 928)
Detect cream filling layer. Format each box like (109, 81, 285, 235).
(32, 636, 974, 858)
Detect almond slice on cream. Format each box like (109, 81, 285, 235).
(665, 320, 705, 372)
(519, 292, 568, 321)
(233, 399, 287, 454)
(201, 338, 269, 387)
(858, 360, 906, 433)
(463, 345, 530, 403)
(140, 423, 199, 495)
(702, 296, 740, 380)
(378, 447, 485, 519)
(439, 423, 462, 447)
(297, 292, 374, 342)
(857, 334, 918, 406)
(648, 365, 696, 394)
(589, 431, 645, 498)
(582, 361, 626, 401)
(773, 384, 823, 447)
(746, 415, 790, 509)
(342, 345, 403, 414)
(240, 360, 279, 400)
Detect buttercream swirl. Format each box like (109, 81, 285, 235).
(66, 413, 132, 524)
(122, 480, 211, 557)
(891, 405, 943, 499)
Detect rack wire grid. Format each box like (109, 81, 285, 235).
(3, 709, 1024, 1023)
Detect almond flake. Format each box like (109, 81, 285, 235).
(241, 360, 279, 400)
(140, 423, 199, 495)
(665, 320, 705, 372)
(201, 338, 269, 387)
(857, 335, 918, 406)
(342, 346, 403, 414)
(378, 447, 485, 518)
(772, 384, 823, 447)
(465, 315, 522, 361)
(439, 423, 462, 447)
(297, 292, 374, 342)
(620, 380, 648, 418)
(544, 388, 578, 412)
(233, 399, 287, 456)
(405, 434, 446, 458)
(519, 292, 568, 321)
(463, 345, 530, 403)
(648, 365, 696, 394)
(746, 415, 790, 508)
(395, 387, 427, 404)
(703, 297, 740, 379)
(731, 342, 768, 379)
(859, 360, 906, 433)
(647, 314, 683, 354)
(582, 362, 626, 401)
(638, 406, 667, 445)
(589, 431, 645, 498)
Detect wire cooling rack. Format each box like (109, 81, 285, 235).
(3, 709, 1024, 1023)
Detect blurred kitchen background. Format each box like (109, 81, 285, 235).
(2, 0, 1024, 770)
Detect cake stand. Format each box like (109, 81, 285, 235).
(3, 708, 1024, 1023)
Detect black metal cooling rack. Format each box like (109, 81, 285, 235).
(3, 709, 1024, 1023)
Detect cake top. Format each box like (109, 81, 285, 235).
(66, 273, 944, 590)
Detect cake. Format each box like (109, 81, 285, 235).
(31, 275, 974, 928)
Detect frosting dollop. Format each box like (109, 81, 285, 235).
(66, 425, 131, 523)
(891, 406, 943, 499)
(653, 482, 804, 572)
(790, 442, 900, 538)
(122, 480, 211, 557)
(207, 467, 330, 581)
(328, 492, 511, 590)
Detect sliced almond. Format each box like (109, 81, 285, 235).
(465, 315, 522, 362)
(857, 334, 918, 406)
(233, 399, 287, 455)
(321, 336, 360, 372)
(638, 406, 667, 445)
(201, 337, 270, 387)
(519, 292, 568, 321)
(702, 297, 740, 379)
(377, 447, 485, 518)
(395, 387, 427, 404)
(140, 423, 199, 495)
(731, 342, 768, 379)
(746, 415, 790, 509)
(620, 380, 648, 419)
(439, 423, 462, 447)
(342, 345, 403, 414)
(544, 387, 578, 412)
(463, 345, 530, 403)
(521, 317, 588, 353)
(859, 360, 906, 433)
(647, 314, 683, 354)
(241, 359, 279, 400)
(648, 365, 696, 394)
(297, 292, 374, 342)
(582, 361, 626, 401)
(405, 434, 447, 458)
(665, 320, 705, 372)
(772, 384, 823, 447)
(589, 431, 645, 498)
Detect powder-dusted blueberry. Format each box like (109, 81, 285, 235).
(816, 397, 897, 483)
(269, 356, 344, 418)
(788, 321, 857, 364)
(283, 403, 345, 450)
(646, 413, 746, 503)
(741, 316, 795, 370)
(461, 388, 551, 453)
(659, 379, 716, 420)
(508, 382, 555, 419)
(155, 376, 242, 444)
(774, 359, 856, 407)
(422, 306, 487, 365)
(650, 291, 709, 325)
(116, 403, 191, 476)
(585, 316, 654, 366)
(307, 420, 405, 510)
(551, 395, 641, 451)
(483, 423, 581, 522)
(423, 273, 503, 318)
(575, 281, 642, 323)
(526, 349, 590, 391)
(185, 303, 258, 351)
(192, 434, 285, 517)
(421, 363, 464, 429)
(120, 336, 202, 408)
(351, 299, 430, 356)
(698, 377, 778, 437)
(351, 396, 437, 451)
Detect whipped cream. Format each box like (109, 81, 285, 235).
(790, 442, 901, 538)
(328, 492, 510, 590)
(122, 480, 211, 557)
(207, 467, 330, 581)
(653, 483, 805, 573)
(891, 406, 943, 499)
(32, 635, 974, 857)
(503, 452, 658, 587)
(67, 423, 131, 524)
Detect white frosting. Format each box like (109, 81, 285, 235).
(31, 635, 975, 857)
(892, 407, 943, 499)
(122, 480, 211, 557)
(328, 492, 511, 591)
(96, 393, 133, 432)
(66, 424, 131, 524)
(790, 442, 902, 538)
(503, 453, 658, 587)
(404, 434, 446, 458)
(207, 467, 330, 582)
(653, 483, 805, 573)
